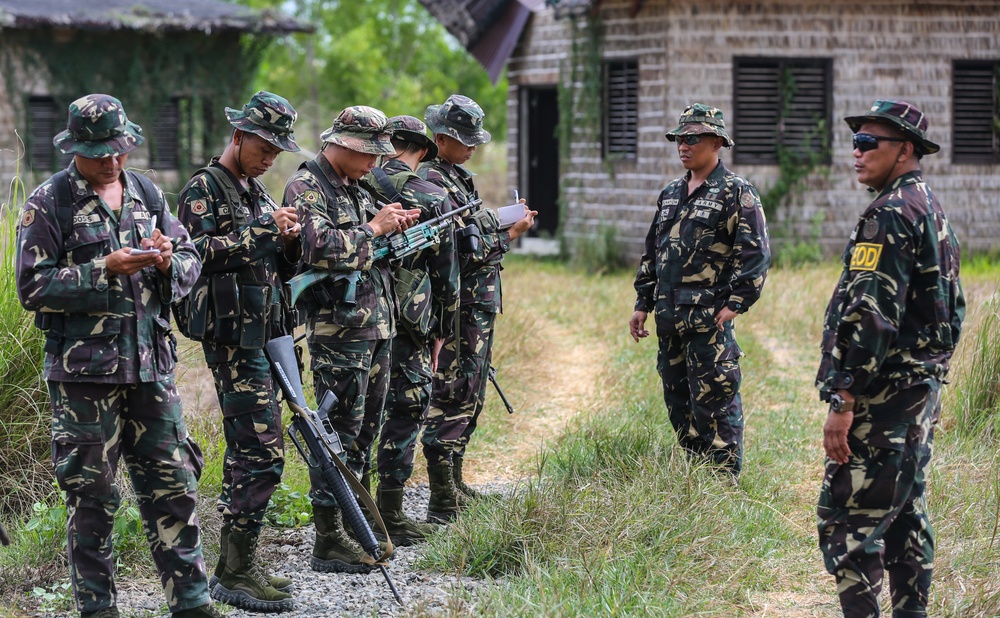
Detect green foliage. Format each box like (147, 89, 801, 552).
(772, 212, 825, 268)
(30, 580, 73, 614)
(952, 293, 1000, 438)
(265, 483, 313, 528)
(0, 147, 50, 516)
(569, 222, 630, 275)
(242, 0, 507, 149)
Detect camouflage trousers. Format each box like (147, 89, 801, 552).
(377, 335, 433, 489)
(424, 304, 496, 465)
(817, 382, 940, 618)
(204, 343, 285, 536)
(48, 379, 210, 614)
(656, 321, 744, 475)
(308, 338, 391, 506)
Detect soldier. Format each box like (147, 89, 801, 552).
(420, 94, 536, 523)
(282, 106, 419, 572)
(816, 100, 964, 618)
(176, 91, 301, 612)
(360, 115, 459, 544)
(15, 94, 218, 618)
(629, 103, 770, 482)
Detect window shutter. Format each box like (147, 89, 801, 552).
(27, 97, 71, 172)
(953, 61, 998, 163)
(605, 60, 638, 157)
(151, 99, 181, 170)
(734, 62, 782, 164)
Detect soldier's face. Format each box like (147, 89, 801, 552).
(236, 131, 283, 178)
(852, 122, 909, 190)
(436, 135, 476, 165)
(676, 133, 721, 172)
(75, 153, 128, 188)
(331, 146, 378, 180)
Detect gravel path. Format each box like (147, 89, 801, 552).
(112, 485, 489, 618)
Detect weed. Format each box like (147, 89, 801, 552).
(265, 483, 313, 528)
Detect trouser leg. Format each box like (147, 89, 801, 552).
(378, 337, 432, 490)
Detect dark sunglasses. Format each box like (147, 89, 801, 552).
(852, 133, 908, 153)
(676, 134, 714, 146)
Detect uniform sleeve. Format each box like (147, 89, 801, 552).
(283, 173, 375, 273)
(633, 196, 662, 312)
(726, 184, 770, 313)
(154, 191, 201, 304)
(826, 210, 913, 396)
(177, 174, 283, 275)
(15, 183, 112, 313)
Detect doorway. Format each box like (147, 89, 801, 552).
(519, 86, 560, 238)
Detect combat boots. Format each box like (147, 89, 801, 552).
(426, 461, 469, 524)
(211, 529, 294, 612)
(210, 523, 293, 593)
(311, 505, 373, 574)
(452, 455, 484, 500)
(171, 604, 224, 618)
(81, 609, 120, 618)
(377, 486, 438, 546)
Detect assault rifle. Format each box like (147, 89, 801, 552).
(264, 335, 403, 606)
(487, 365, 515, 415)
(287, 199, 479, 306)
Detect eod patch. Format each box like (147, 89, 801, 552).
(850, 243, 882, 271)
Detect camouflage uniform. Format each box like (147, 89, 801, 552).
(282, 106, 397, 503)
(362, 124, 459, 490)
(177, 91, 300, 537)
(816, 100, 964, 618)
(420, 95, 511, 469)
(15, 94, 208, 615)
(633, 104, 770, 478)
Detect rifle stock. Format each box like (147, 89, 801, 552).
(265, 335, 403, 605)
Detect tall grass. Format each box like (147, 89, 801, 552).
(948, 292, 1000, 438)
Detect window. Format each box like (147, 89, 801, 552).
(733, 58, 832, 165)
(953, 60, 999, 164)
(150, 97, 183, 170)
(27, 96, 72, 172)
(604, 60, 638, 158)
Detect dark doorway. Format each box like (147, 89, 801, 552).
(519, 87, 560, 237)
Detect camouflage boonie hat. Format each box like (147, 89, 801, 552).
(320, 106, 395, 155)
(665, 103, 734, 148)
(225, 91, 300, 152)
(425, 94, 492, 147)
(844, 99, 940, 156)
(53, 94, 144, 158)
(387, 115, 438, 162)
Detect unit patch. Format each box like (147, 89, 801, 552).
(739, 191, 756, 209)
(191, 199, 207, 215)
(21, 209, 34, 227)
(862, 218, 879, 240)
(303, 191, 320, 204)
(850, 243, 883, 271)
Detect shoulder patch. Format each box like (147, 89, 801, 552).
(739, 191, 757, 209)
(849, 243, 883, 272)
(21, 209, 34, 227)
(862, 219, 879, 240)
(191, 199, 207, 215)
(303, 191, 320, 204)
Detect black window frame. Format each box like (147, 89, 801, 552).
(603, 59, 639, 159)
(150, 96, 185, 170)
(952, 60, 1000, 164)
(732, 57, 833, 165)
(27, 96, 72, 172)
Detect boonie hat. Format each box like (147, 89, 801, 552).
(387, 115, 438, 162)
(226, 91, 300, 152)
(425, 94, 491, 147)
(53, 93, 144, 158)
(320, 106, 395, 156)
(665, 103, 734, 148)
(844, 99, 940, 156)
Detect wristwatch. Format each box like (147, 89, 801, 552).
(829, 393, 852, 414)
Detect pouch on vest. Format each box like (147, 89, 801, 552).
(213, 272, 242, 345)
(239, 283, 272, 350)
(394, 266, 432, 339)
(174, 275, 211, 340)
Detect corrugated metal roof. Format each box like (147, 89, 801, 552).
(0, 0, 310, 34)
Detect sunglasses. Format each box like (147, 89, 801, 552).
(852, 133, 908, 153)
(675, 134, 714, 146)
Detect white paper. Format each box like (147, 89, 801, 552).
(497, 204, 526, 230)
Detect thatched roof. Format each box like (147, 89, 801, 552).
(0, 0, 310, 34)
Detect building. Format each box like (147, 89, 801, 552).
(0, 0, 309, 195)
(421, 0, 1000, 260)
